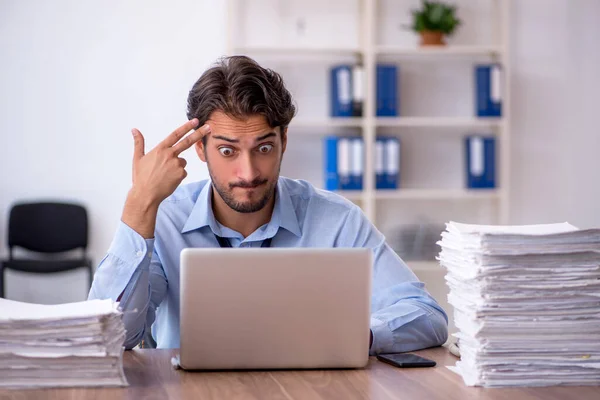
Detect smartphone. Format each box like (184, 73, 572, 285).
(376, 353, 436, 368)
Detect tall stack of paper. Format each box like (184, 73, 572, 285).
(0, 298, 128, 388)
(438, 221, 600, 387)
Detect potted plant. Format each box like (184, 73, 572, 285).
(410, 1, 461, 46)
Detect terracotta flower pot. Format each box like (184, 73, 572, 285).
(420, 30, 446, 46)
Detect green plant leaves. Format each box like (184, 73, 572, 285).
(410, 0, 461, 35)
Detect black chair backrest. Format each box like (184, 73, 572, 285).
(8, 202, 88, 254)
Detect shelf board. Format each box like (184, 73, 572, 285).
(235, 45, 500, 58)
(376, 117, 502, 128)
(290, 118, 364, 129)
(290, 117, 502, 129)
(375, 189, 500, 200)
(233, 46, 361, 58)
(327, 189, 499, 201)
(376, 45, 502, 57)
(334, 190, 364, 201)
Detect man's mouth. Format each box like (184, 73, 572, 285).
(232, 180, 268, 190)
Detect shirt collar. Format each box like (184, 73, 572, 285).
(181, 178, 301, 238)
(181, 181, 222, 235)
(267, 179, 302, 238)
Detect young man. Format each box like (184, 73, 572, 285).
(89, 56, 448, 354)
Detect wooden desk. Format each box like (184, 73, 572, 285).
(1, 347, 599, 399)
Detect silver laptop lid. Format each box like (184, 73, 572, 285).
(180, 248, 372, 370)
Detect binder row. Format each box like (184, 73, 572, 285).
(330, 64, 399, 117)
(330, 64, 503, 118)
(324, 136, 400, 191)
(323, 136, 497, 191)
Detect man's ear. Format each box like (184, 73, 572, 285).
(281, 127, 287, 155)
(195, 140, 207, 163)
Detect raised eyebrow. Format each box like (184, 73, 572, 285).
(212, 135, 239, 143)
(255, 132, 277, 142)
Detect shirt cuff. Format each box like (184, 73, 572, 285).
(95, 221, 155, 301)
(108, 221, 155, 265)
(370, 316, 394, 355)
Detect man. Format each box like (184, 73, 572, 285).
(89, 56, 448, 354)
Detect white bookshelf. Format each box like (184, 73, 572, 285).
(376, 45, 502, 57)
(373, 189, 500, 201)
(236, 45, 502, 60)
(375, 117, 503, 128)
(336, 191, 364, 201)
(290, 117, 502, 133)
(291, 118, 364, 129)
(233, 46, 361, 56)
(335, 189, 500, 204)
(226, 0, 511, 232)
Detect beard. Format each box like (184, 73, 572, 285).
(209, 167, 279, 214)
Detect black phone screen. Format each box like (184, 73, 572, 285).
(376, 353, 436, 368)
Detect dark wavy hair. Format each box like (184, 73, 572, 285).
(186, 56, 296, 142)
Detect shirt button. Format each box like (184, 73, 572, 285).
(136, 250, 143, 257)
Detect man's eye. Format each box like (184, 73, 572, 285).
(218, 147, 235, 156)
(258, 144, 273, 154)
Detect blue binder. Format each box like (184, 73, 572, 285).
(375, 137, 386, 189)
(330, 65, 353, 117)
(323, 136, 339, 190)
(351, 65, 364, 117)
(465, 136, 496, 189)
(475, 64, 502, 117)
(376, 65, 398, 117)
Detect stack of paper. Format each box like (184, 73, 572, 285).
(438, 221, 600, 387)
(0, 298, 128, 388)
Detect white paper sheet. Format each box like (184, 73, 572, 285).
(0, 298, 127, 388)
(438, 221, 600, 387)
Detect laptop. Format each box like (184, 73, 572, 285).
(179, 247, 372, 370)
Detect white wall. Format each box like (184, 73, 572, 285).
(1, 0, 599, 304)
(510, 0, 600, 229)
(0, 0, 224, 303)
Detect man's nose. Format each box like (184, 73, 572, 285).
(237, 153, 260, 183)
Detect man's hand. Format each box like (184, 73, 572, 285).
(121, 119, 211, 238)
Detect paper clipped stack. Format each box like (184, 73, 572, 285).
(0, 298, 128, 388)
(438, 221, 600, 387)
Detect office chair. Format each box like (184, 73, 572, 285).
(0, 202, 93, 299)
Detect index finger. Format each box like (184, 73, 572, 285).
(172, 124, 211, 155)
(160, 119, 200, 148)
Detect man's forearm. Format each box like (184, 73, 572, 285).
(88, 221, 162, 348)
(121, 188, 160, 239)
(119, 267, 154, 349)
(370, 301, 448, 355)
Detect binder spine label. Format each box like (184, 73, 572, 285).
(491, 65, 502, 104)
(470, 137, 485, 177)
(338, 138, 351, 189)
(337, 68, 351, 106)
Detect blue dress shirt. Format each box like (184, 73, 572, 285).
(88, 177, 448, 354)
